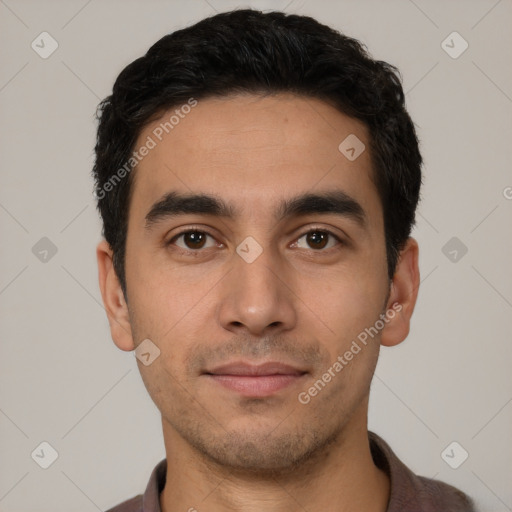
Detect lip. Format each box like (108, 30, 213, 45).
(206, 361, 306, 376)
(204, 361, 308, 397)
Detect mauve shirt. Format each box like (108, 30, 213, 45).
(105, 431, 476, 512)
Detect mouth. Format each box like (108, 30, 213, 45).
(203, 361, 308, 398)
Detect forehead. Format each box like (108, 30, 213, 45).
(128, 93, 381, 229)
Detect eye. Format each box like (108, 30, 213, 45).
(166, 227, 343, 254)
(294, 229, 342, 251)
(168, 230, 219, 251)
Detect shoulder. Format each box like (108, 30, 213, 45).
(368, 431, 477, 512)
(104, 494, 143, 512)
(409, 474, 477, 511)
(104, 457, 166, 512)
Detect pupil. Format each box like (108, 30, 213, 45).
(186, 232, 205, 248)
(308, 231, 327, 249)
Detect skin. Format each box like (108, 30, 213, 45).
(97, 93, 420, 512)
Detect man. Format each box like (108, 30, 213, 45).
(94, 9, 476, 512)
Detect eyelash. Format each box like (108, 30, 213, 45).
(166, 226, 344, 255)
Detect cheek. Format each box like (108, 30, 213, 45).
(300, 273, 385, 409)
(296, 266, 386, 348)
(126, 240, 217, 335)
(126, 263, 224, 386)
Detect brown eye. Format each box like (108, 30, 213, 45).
(295, 230, 341, 251)
(307, 231, 328, 249)
(183, 231, 206, 249)
(170, 230, 216, 251)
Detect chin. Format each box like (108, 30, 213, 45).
(189, 422, 342, 475)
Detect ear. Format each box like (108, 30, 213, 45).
(380, 237, 420, 347)
(96, 239, 135, 351)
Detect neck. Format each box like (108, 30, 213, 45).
(159, 403, 390, 512)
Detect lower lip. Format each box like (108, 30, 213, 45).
(207, 374, 305, 397)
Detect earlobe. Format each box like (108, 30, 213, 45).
(96, 240, 135, 352)
(380, 237, 420, 348)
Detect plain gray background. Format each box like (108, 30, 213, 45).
(1, 0, 511, 510)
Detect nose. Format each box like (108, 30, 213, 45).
(216, 246, 297, 337)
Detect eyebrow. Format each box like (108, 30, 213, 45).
(144, 189, 367, 231)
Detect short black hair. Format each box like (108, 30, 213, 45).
(92, 8, 422, 300)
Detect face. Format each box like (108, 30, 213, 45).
(98, 93, 416, 474)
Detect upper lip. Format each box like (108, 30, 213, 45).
(205, 361, 307, 376)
